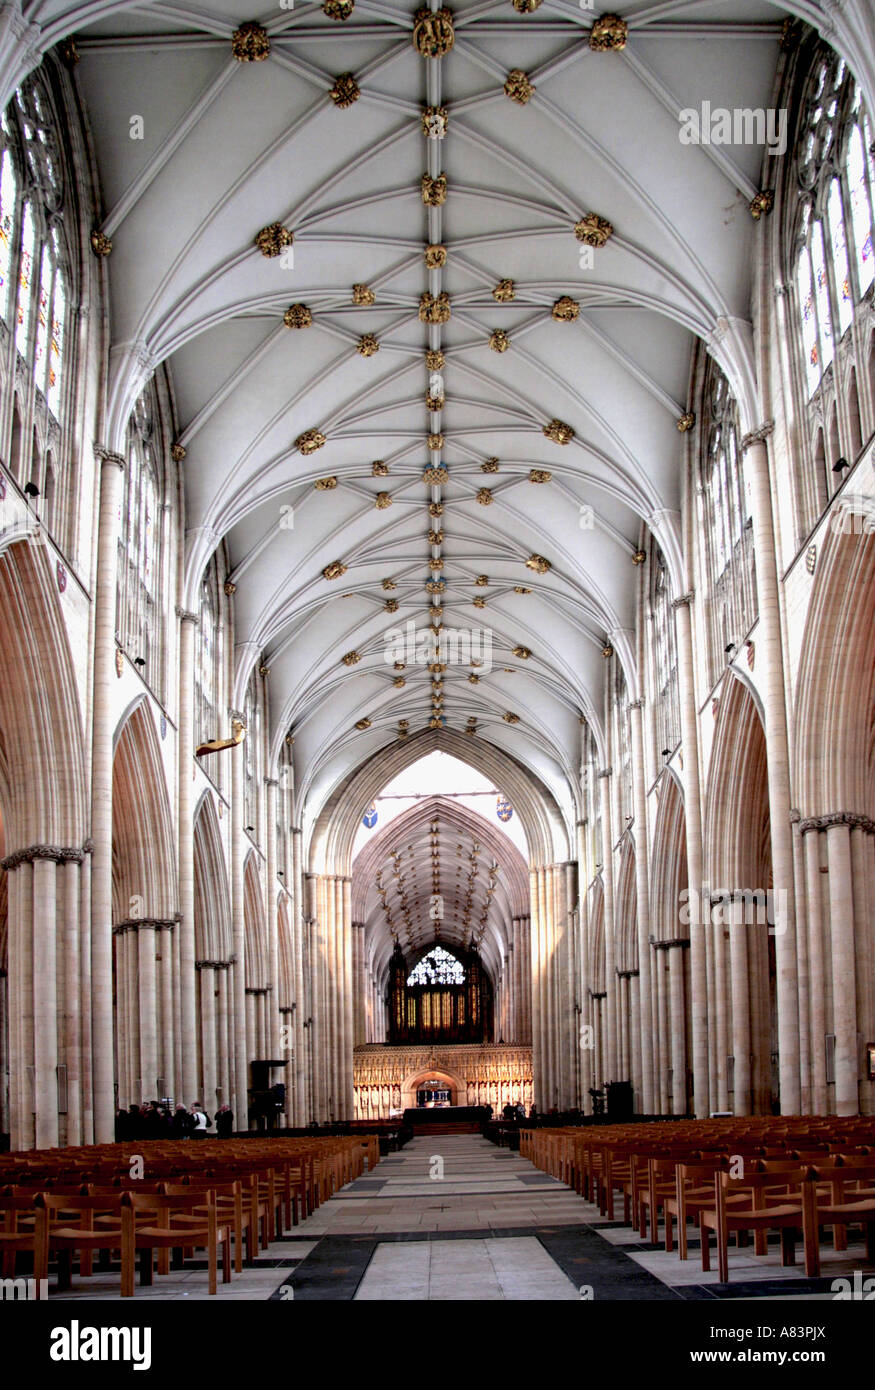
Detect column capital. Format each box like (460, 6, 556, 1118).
(798, 811, 875, 835)
(93, 444, 125, 470)
(229, 708, 246, 722)
(114, 916, 177, 933)
(175, 605, 198, 624)
(597, 766, 612, 779)
(616, 968, 640, 978)
(196, 958, 231, 970)
(670, 590, 694, 610)
(626, 698, 645, 711)
(265, 777, 279, 788)
(1, 841, 90, 871)
(650, 935, 691, 950)
(741, 421, 775, 453)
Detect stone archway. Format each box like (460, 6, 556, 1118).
(400, 1065, 467, 1111)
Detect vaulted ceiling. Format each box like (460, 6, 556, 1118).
(67, 0, 791, 835)
(351, 792, 529, 983)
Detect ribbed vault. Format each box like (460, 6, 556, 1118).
(352, 793, 529, 984)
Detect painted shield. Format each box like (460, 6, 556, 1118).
(56, 561, 67, 593)
(496, 795, 513, 823)
(362, 803, 378, 829)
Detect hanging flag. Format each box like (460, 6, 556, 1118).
(496, 794, 513, 823)
(362, 803, 378, 829)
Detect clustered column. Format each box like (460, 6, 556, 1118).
(2, 842, 92, 1149)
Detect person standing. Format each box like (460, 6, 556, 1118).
(215, 1104, 234, 1138)
(190, 1102, 210, 1138)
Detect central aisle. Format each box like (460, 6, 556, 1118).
(278, 1134, 675, 1301)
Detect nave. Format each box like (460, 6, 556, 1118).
(23, 1130, 874, 1303)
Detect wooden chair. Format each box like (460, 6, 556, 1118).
(701, 1168, 814, 1284)
(805, 1161, 875, 1263)
(122, 1190, 232, 1296)
(0, 1193, 49, 1286)
(664, 1160, 728, 1259)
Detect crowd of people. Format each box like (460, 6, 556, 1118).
(114, 1101, 234, 1141)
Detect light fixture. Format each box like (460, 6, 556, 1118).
(661, 749, 671, 759)
(24, 482, 39, 499)
(832, 457, 849, 473)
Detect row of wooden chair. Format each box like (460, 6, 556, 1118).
(523, 1118, 875, 1285)
(0, 1133, 377, 1296)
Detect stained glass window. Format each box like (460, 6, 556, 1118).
(408, 947, 466, 986)
(16, 199, 35, 357)
(793, 53, 875, 397)
(699, 360, 757, 686)
(117, 383, 165, 698)
(0, 75, 68, 425)
(0, 149, 16, 319)
(649, 542, 679, 765)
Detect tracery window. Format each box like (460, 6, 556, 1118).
(698, 362, 758, 687)
(0, 72, 70, 530)
(195, 557, 227, 786)
(794, 54, 874, 397)
(117, 387, 164, 698)
(787, 44, 875, 535)
(408, 947, 466, 986)
(243, 668, 262, 840)
(613, 663, 632, 830)
(648, 541, 680, 767)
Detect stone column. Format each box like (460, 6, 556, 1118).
(245, 989, 256, 1068)
(265, 778, 280, 1058)
(32, 856, 58, 1147)
(850, 825, 872, 1113)
(654, 939, 668, 1113)
(666, 943, 687, 1115)
(160, 924, 175, 1100)
(126, 924, 140, 1099)
(826, 821, 858, 1115)
(91, 447, 126, 1142)
(342, 877, 354, 1119)
(291, 830, 306, 1125)
(230, 718, 249, 1125)
(628, 701, 654, 1112)
(138, 921, 158, 1101)
(741, 425, 800, 1113)
(791, 814, 812, 1112)
(200, 964, 217, 1114)
(803, 828, 827, 1113)
(713, 904, 729, 1112)
(216, 964, 230, 1105)
(176, 607, 198, 1108)
(729, 895, 751, 1115)
(598, 769, 619, 1083)
(62, 859, 82, 1145)
(672, 592, 709, 1117)
(352, 922, 366, 1046)
(78, 850, 93, 1141)
(115, 929, 128, 1107)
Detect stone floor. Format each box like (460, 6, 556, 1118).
(43, 1135, 875, 1301)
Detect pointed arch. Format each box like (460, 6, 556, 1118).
(0, 539, 86, 849)
(193, 792, 231, 962)
(796, 525, 875, 817)
(308, 728, 570, 877)
(243, 851, 267, 988)
(111, 697, 176, 922)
